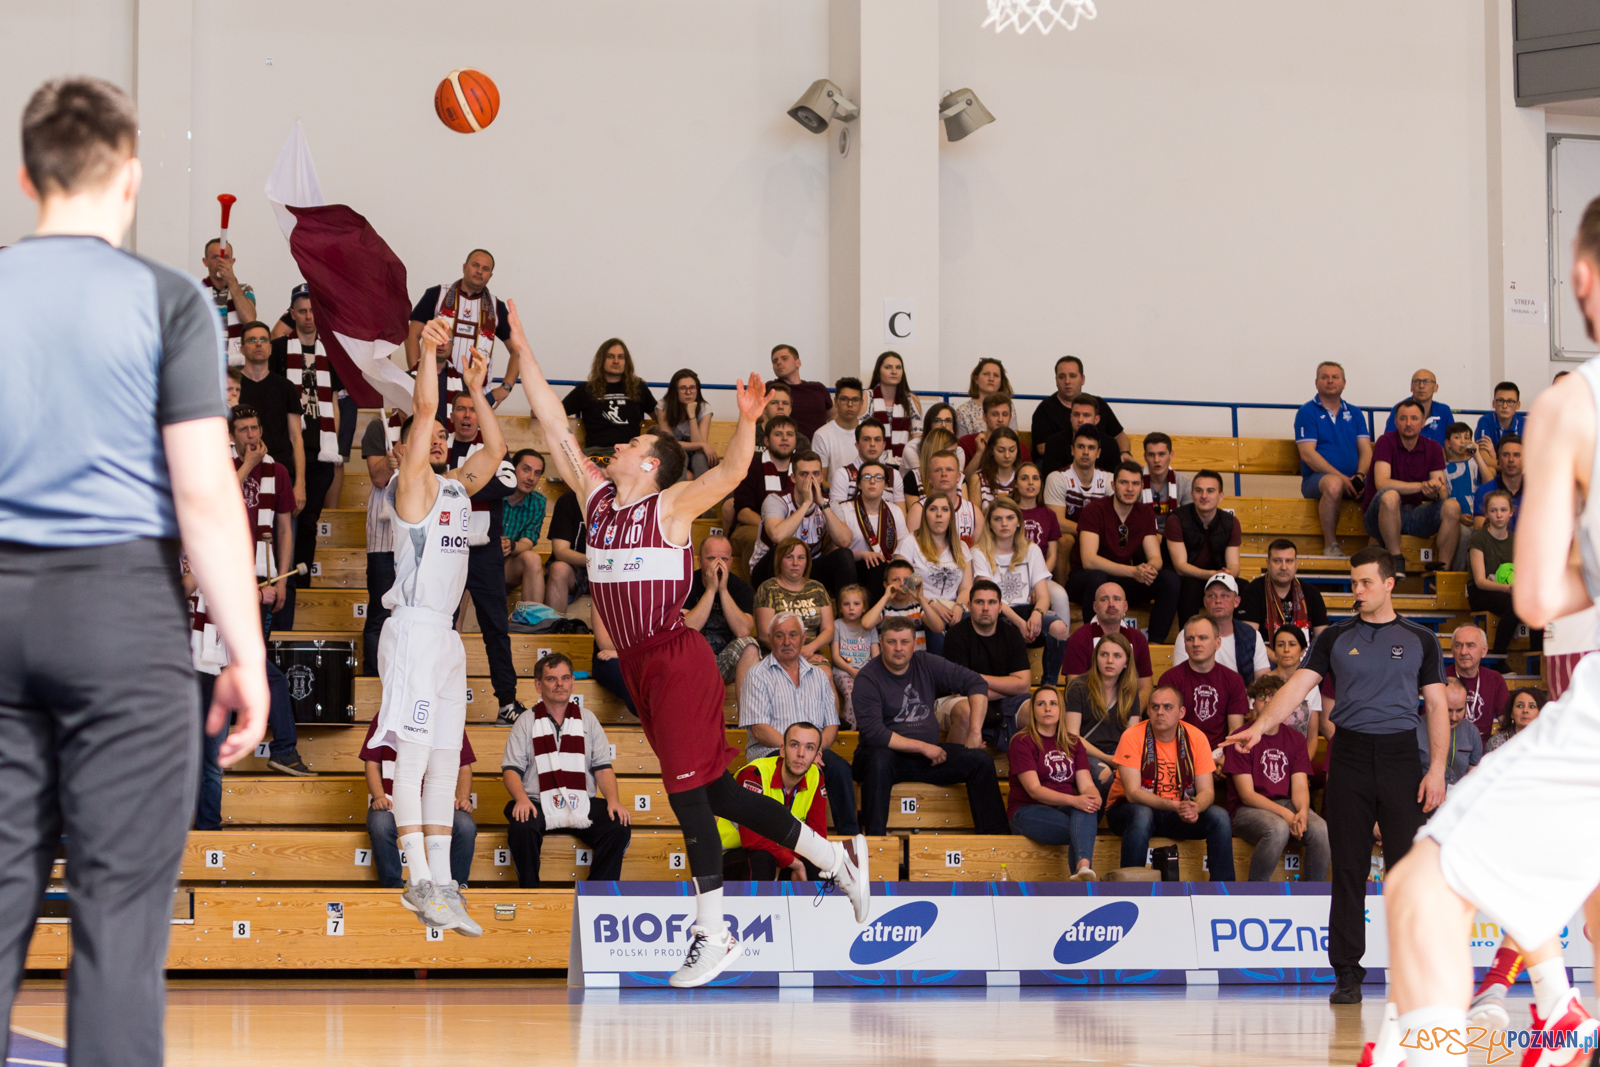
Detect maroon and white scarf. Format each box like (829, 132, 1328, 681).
(284, 337, 340, 462)
(235, 456, 279, 578)
(762, 455, 794, 497)
(181, 553, 228, 674)
(530, 700, 591, 829)
(854, 496, 898, 557)
(869, 385, 914, 459)
(207, 280, 245, 361)
(1141, 467, 1180, 520)
(433, 280, 497, 404)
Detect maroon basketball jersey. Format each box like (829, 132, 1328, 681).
(584, 483, 693, 652)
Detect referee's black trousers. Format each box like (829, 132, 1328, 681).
(1325, 727, 1427, 977)
(464, 544, 518, 709)
(0, 538, 199, 1067)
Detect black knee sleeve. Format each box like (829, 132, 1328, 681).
(704, 772, 803, 850)
(664, 785, 727, 885)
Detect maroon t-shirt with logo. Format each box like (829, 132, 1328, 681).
(1446, 664, 1510, 743)
(1157, 660, 1249, 749)
(1006, 730, 1090, 818)
(1221, 725, 1312, 815)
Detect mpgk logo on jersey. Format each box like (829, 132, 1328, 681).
(849, 901, 938, 964)
(1053, 902, 1140, 964)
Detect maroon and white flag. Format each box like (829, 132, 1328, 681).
(264, 123, 416, 411)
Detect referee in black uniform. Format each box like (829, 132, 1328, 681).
(1228, 545, 1447, 1006)
(0, 80, 267, 1066)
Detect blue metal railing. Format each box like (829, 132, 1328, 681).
(542, 379, 1498, 496)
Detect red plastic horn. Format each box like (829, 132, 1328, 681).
(217, 193, 237, 252)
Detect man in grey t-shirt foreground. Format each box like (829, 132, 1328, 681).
(0, 79, 267, 1067)
(1231, 545, 1448, 1006)
(851, 617, 1007, 835)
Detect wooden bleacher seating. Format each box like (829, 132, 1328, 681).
(906, 834, 1293, 883)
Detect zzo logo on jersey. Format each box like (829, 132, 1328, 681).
(622, 556, 644, 571)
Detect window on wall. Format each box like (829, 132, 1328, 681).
(1550, 134, 1600, 361)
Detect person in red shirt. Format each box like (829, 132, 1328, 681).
(767, 344, 833, 440)
(720, 722, 831, 881)
(1159, 615, 1249, 752)
(1445, 623, 1510, 743)
(1224, 674, 1328, 881)
(1104, 684, 1235, 879)
(1007, 686, 1100, 879)
(1363, 397, 1458, 579)
(1066, 462, 1182, 642)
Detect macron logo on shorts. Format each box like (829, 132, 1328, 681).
(676, 771, 695, 780)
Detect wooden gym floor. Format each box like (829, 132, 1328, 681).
(7, 977, 1563, 1065)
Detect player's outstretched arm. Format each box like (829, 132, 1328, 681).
(1516, 374, 1596, 627)
(660, 372, 767, 526)
(507, 299, 605, 500)
(455, 349, 511, 496)
(394, 318, 449, 523)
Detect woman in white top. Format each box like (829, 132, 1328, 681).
(824, 458, 908, 606)
(656, 368, 716, 479)
(895, 490, 972, 627)
(955, 358, 1015, 438)
(967, 427, 1021, 510)
(970, 498, 1069, 682)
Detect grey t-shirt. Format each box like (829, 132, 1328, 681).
(852, 651, 987, 747)
(0, 235, 227, 545)
(501, 702, 613, 797)
(1304, 615, 1445, 734)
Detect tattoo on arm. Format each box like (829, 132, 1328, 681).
(465, 472, 479, 483)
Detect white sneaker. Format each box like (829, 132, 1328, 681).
(439, 882, 482, 937)
(400, 881, 456, 930)
(1467, 983, 1510, 1030)
(668, 925, 742, 988)
(1324, 542, 1348, 558)
(824, 835, 871, 923)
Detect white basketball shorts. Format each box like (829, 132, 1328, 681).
(1421, 653, 1600, 949)
(374, 606, 467, 753)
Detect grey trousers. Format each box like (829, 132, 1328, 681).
(1231, 797, 1331, 882)
(0, 538, 199, 1067)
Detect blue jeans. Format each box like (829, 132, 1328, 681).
(983, 692, 1032, 750)
(1105, 799, 1235, 880)
(365, 805, 478, 888)
(1009, 604, 1067, 688)
(1362, 490, 1443, 539)
(1010, 802, 1099, 871)
(195, 672, 224, 831)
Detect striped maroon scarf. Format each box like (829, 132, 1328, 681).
(531, 701, 592, 829)
(235, 456, 279, 577)
(869, 385, 914, 460)
(284, 337, 340, 462)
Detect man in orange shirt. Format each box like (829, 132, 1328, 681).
(1104, 684, 1235, 879)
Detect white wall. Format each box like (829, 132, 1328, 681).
(0, 0, 1575, 442)
(939, 0, 1493, 438)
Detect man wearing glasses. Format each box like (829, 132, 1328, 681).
(1384, 369, 1453, 447)
(1066, 461, 1181, 643)
(1475, 381, 1527, 477)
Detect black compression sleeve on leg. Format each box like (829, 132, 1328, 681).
(704, 772, 803, 850)
(664, 785, 725, 885)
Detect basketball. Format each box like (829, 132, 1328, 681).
(434, 68, 499, 133)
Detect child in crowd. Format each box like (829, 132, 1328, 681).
(862, 558, 949, 655)
(830, 585, 877, 728)
(1442, 421, 1480, 570)
(226, 365, 242, 410)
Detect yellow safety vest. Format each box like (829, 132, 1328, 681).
(717, 756, 822, 850)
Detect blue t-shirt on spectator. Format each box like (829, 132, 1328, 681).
(1385, 400, 1454, 446)
(1444, 458, 1479, 515)
(1474, 410, 1526, 451)
(1295, 397, 1370, 478)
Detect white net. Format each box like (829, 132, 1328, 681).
(982, 0, 1097, 34)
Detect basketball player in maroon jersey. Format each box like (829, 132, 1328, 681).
(507, 302, 869, 987)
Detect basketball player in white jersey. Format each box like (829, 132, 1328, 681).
(506, 301, 870, 988)
(1345, 197, 1600, 1067)
(375, 317, 507, 936)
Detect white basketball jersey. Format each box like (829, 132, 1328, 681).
(382, 473, 472, 615)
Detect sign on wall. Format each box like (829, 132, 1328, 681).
(883, 298, 914, 344)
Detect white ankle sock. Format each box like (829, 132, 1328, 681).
(694, 883, 729, 939)
(1396, 1007, 1469, 1066)
(424, 835, 452, 888)
(1529, 957, 1572, 1020)
(794, 826, 840, 873)
(399, 832, 430, 886)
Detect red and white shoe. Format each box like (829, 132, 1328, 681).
(1357, 1002, 1404, 1067)
(1522, 990, 1600, 1067)
(1356, 1042, 1402, 1067)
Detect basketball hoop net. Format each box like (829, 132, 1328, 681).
(983, 0, 1097, 34)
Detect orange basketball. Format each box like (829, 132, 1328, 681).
(434, 68, 499, 134)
